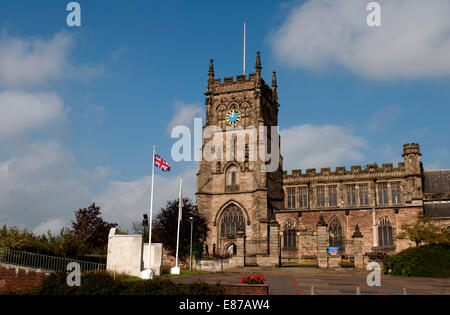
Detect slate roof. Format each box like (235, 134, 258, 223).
(424, 203, 450, 218)
(423, 170, 450, 194)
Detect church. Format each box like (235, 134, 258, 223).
(195, 52, 450, 266)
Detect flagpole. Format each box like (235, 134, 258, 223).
(172, 176, 183, 274)
(143, 145, 156, 279)
(243, 21, 246, 76)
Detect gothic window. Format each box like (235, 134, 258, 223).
(283, 220, 297, 249)
(391, 182, 402, 204)
(359, 184, 369, 205)
(217, 105, 226, 128)
(329, 186, 338, 207)
(225, 164, 240, 190)
(316, 187, 325, 208)
(284, 230, 297, 249)
(299, 187, 308, 208)
(378, 217, 394, 247)
(242, 103, 250, 125)
(328, 217, 344, 252)
(347, 185, 357, 206)
(287, 188, 296, 209)
(378, 183, 389, 205)
(220, 205, 246, 238)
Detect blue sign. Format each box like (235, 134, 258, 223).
(328, 247, 339, 256)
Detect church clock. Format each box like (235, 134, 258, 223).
(226, 109, 241, 126)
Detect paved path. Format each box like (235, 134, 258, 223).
(170, 267, 450, 295)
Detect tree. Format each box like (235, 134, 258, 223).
(71, 203, 118, 252)
(397, 217, 450, 246)
(153, 198, 208, 259)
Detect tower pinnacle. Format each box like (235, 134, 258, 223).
(208, 59, 215, 79)
(255, 51, 262, 73)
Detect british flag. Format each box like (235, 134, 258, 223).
(154, 154, 171, 172)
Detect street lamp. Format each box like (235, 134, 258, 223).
(189, 216, 194, 271)
(143, 214, 149, 241)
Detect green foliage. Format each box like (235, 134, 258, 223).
(153, 198, 209, 259)
(0, 225, 88, 258)
(383, 244, 450, 278)
(0, 202, 117, 259)
(397, 218, 450, 246)
(34, 272, 225, 295)
(71, 203, 118, 253)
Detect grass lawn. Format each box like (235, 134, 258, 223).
(160, 269, 213, 277)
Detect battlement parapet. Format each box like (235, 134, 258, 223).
(284, 162, 407, 179)
(209, 73, 272, 94)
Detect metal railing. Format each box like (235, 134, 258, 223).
(0, 248, 106, 273)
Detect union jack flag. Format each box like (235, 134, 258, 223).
(154, 154, 171, 172)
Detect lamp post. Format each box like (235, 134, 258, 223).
(189, 216, 194, 271)
(142, 214, 149, 241)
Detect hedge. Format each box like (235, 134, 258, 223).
(383, 244, 450, 278)
(32, 272, 225, 295)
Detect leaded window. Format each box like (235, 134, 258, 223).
(391, 182, 402, 204)
(287, 188, 296, 209)
(378, 217, 394, 247)
(328, 217, 344, 252)
(316, 187, 325, 208)
(378, 183, 389, 205)
(359, 184, 369, 205)
(299, 187, 308, 208)
(283, 230, 297, 249)
(347, 185, 356, 206)
(220, 205, 245, 238)
(329, 186, 338, 207)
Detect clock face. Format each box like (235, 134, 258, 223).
(226, 109, 241, 126)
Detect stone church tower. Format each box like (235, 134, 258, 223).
(196, 52, 283, 264)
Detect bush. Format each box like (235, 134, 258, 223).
(383, 244, 450, 278)
(34, 272, 225, 295)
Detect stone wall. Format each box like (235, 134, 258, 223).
(106, 228, 163, 277)
(222, 284, 268, 295)
(0, 264, 48, 293)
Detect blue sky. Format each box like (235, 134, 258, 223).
(0, 0, 449, 233)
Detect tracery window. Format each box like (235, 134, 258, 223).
(283, 220, 297, 249)
(328, 217, 344, 252)
(378, 217, 394, 247)
(220, 205, 246, 238)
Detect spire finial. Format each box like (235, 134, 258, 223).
(272, 71, 277, 89)
(255, 51, 262, 72)
(208, 58, 215, 79)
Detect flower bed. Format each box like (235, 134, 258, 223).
(241, 275, 266, 284)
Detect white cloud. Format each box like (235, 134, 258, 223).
(280, 124, 367, 171)
(33, 218, 67, 236)
(96, 167, 197, 230)
(271, 0, 450, 80)
(0, 31, 101, 87)
(0, 31, 112, 233)
(167, 101, 203, 134)
(0, 140, 101, 230)
(367, 105, 403, 132)
(0, 91, 66, 138)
